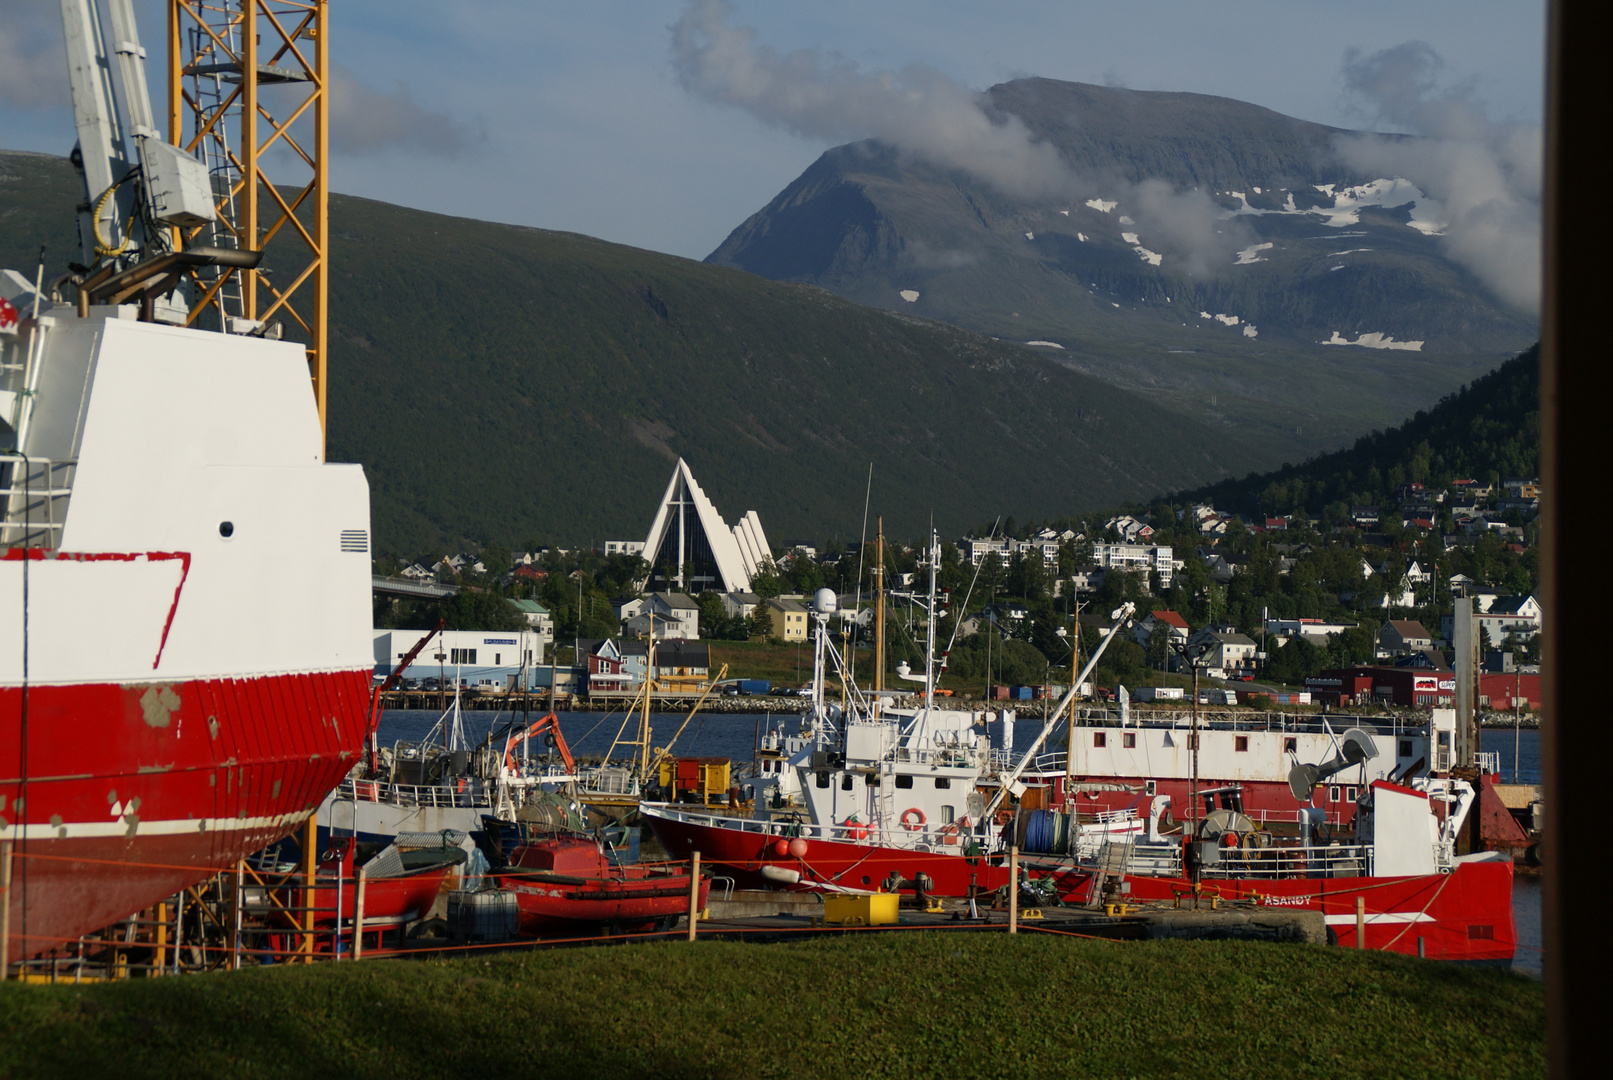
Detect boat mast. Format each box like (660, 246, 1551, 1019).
(874, 518, 885, 718)
(923, 529, 938, 711)
(1064, 596, 1081, 785)
(638, 615, 656, 779)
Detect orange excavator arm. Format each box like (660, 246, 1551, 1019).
(505, 711, 577, 774)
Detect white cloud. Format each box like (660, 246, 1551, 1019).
(1335, 42, 1540, 313)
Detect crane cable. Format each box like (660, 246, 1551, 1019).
(91, 175, 134, 259)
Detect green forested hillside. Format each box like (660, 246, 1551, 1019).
(1, 149, 1268, 553)
(1178, 344, 1539, 517)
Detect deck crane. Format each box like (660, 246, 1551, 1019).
(57, 0, 255, 320)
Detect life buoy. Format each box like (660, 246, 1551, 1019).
(900, 807, 926, 831)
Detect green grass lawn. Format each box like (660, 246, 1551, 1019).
(0, 933, 1543, 1079)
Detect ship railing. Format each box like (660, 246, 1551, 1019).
(336, 778, 494, 809)
(1476, 751, 1501, 775)
(0, 455, 77, 549)
(890, 745, 987, 770)
(1194, 843, 1375, 880)
(654, 804, 977, 850)
(578, 767, 638, 796)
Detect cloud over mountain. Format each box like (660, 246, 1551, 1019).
(1335, 42, 1541, 313)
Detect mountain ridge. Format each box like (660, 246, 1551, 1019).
(707, 78, 1536, 461)
(1, 148, 1267, 554)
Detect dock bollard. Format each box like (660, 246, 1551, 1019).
(687, 852, 701, 942)
(1008, 845, 1019, 935)
(353, 867, 368, 961)
(1, 841, 11, 978)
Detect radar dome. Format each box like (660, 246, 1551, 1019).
(813, 587, 837, 614)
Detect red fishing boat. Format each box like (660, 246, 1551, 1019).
(2, 3, 371, 960)
(496, 837, 708, 935)
(644, 574, 1516, 964)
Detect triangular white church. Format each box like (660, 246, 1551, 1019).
(641, 459, 771, 593)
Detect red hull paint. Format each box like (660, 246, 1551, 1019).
(497, 873, 711, 935)
(495, 837, 709, 934)
(2, 669, 373, 957)
(645, 812, 1515, 963)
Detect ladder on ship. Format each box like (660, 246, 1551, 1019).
(1086, 839, 1133, 908)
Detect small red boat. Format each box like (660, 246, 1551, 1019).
(496, 837, 708, 936)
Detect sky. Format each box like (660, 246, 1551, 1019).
(1, 0, 1546, 269)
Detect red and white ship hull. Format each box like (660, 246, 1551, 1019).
(4, 313, 374, 959)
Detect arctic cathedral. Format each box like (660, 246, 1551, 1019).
(640, 459, 771, 593)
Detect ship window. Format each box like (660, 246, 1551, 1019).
(934, 777, 951, 790)
(841, 773, 854, 791)
(940, 805, 955, 824)
(895, 774, 914, 789)
(815, 772, 831, 789)
(1123, 733, 1136, 748)
(1235, 736, 1249, 752)
(1400, 739, 1413, 757)
(1329, 785, 1341, 803)
(1093, 732, 1107, 748)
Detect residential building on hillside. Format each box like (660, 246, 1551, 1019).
(719, 591, 763, 620)
(1189, 628, 1258, 673)
(639, 592, 700, 639)
(1378, 620, 1433, 657)
(1134, 610, 1190, 649)
(1092, 543, 1174, 587)
(1106, 514, 1154, 543)
(758, 597, 809, 641)
(506, 599, 554, 648)
(1264, 618, 1358, 643)
(603, 540, 645, 557)
(962, 537, 1012, 566)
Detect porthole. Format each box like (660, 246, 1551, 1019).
(219, 521, 234, 538)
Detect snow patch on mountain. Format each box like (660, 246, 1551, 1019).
(1025, 340, 1064, 349)
(1085, 198, 1117, 213)
(899, 290, 920, 302)
(1322, 331, 1424, 351)
(1235, 242, 1274, 265)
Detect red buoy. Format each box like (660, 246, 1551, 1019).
(773, 839, 790, 857)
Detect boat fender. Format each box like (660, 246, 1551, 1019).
(900, 808, 926, 831)
(787, 838, 809, 859)
(761, 865, 802, 885)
